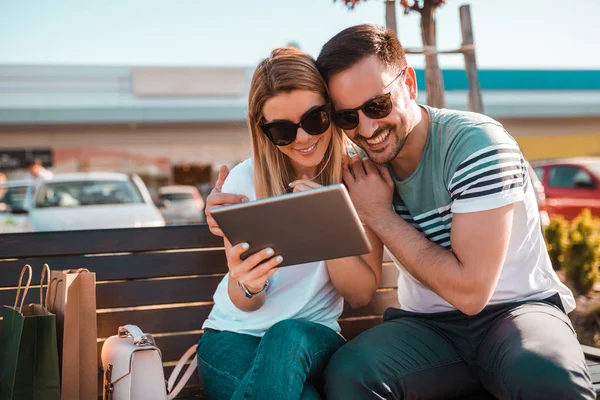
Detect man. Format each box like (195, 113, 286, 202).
(24, 158, 53, 183)
(205, 25, 594, 399)
(315, 24, 593, 399)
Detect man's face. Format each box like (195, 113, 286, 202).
(328, 55, 418, 164)
(28, 164, 39, 176)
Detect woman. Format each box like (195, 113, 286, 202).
(197, 47, 383, 400)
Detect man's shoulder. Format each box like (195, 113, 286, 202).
(427, 106, 517, 163)
(428, 106, 504, 139)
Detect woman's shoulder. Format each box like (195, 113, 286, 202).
(222, 158, 256, 199)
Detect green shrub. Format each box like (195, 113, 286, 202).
(544, 216, 569, 270)
(564, 209, 600, 294)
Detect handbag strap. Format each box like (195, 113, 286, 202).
(118, 325, 154, 346)
(40, 264, 51, 309)
(13, 264, 32, 312)
(167, 344, 198, 400)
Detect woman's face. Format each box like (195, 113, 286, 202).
(262, 90, 332, 174)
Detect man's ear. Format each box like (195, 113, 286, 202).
(404, 66, 419, 100)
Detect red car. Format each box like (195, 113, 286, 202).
(530, 158, 600, 220)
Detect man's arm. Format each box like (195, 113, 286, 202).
(344, 157, 513, 315)
(367, 205, 512, 315)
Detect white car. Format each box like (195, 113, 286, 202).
(157, 185, 205, 225)
(0, 180, 33, 233)
(4, 172, 165, 232)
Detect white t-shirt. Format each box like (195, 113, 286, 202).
(24, 168, 53, 184)
(202, 158, 344, 337)
(389, 106, 575, 313)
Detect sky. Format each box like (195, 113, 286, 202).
(0, 0, 598, 70)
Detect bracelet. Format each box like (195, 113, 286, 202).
(238, 279, 270, 299)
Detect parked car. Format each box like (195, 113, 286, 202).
(0, 179, 34, 233)
(525, 161, 550, 228)
(530, 158, 600, 220)
(3, 172, 165, 232)
(157, 185, 205, 225)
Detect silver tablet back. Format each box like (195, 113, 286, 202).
(211, 184, 372, 267)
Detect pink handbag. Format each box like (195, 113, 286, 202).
(101, 325, 197, 400)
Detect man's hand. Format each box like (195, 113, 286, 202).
(343, 156, 394, 225)
(205, 165, 249, 237)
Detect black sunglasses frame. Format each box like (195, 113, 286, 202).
(260, 104, 331, 146)
(333, 68, 407, 130)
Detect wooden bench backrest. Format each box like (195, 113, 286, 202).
(0, 225, 400, 394)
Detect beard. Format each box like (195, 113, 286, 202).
(353, 123, 408, 164)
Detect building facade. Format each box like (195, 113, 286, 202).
(1, 66, 599, 192)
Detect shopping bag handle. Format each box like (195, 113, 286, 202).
(46, 277, 63, 313)
(14, 264, 32, 312)
(40, 264, 53, 308)
(167, 344, 198, 400)
(62, 268, 90, 274)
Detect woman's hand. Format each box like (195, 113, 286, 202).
(226, 239, 282, 294)
(289, 174, 322, 193)
(205, 166, 249, 237)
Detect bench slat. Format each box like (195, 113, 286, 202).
(0, 275, 220, 310)
(0, 250, 227, 287)
(0, 225, 220, 259)
(96, 276, 222, 309)
(380, 262, 399, 288)
(339, 317, 384, 340)
(341, 289, 400, 319)
(97, 304, 213, 338)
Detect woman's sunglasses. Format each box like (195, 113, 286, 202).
(332, 69, 406, 130)
(260, 104, 331, 146)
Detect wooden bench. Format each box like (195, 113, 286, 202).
(1, 224, 599, 399)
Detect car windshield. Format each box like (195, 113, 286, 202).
(0, 185, 31, 210)
(582, 162, 600, 178)
(160, 192, 195, 201)
(36, 180, 144, 208)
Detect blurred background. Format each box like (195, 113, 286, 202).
(0, 0, 599, 233)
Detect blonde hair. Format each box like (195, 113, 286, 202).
(248, 47, 347, 199)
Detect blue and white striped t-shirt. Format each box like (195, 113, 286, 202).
(387, 105, 575, 313)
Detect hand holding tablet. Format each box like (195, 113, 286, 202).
(211, 184, 371, 267)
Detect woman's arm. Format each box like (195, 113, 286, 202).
(224, 238, 283, 312)
(325, 226, 383, 308)
(289, 178, 384, 309)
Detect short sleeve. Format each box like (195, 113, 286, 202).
(445, 123, 527, 214)
(221, 158, 257, 201)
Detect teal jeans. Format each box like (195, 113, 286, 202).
(197, 319, 345, 400)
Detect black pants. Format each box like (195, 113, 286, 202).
(325, 294, 595, 399)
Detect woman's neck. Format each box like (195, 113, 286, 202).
(291, 162, 318, 181)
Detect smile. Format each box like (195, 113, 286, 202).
(295, 139, 319, 154)
(366, 129, 390, 146)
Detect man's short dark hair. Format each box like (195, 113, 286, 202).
(26, 158, 42, 168)
(317, 24, 407, 83)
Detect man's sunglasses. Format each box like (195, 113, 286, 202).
(260, 104, 331, 146)
(332, 69, 406, 130)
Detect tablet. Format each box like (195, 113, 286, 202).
(211, 184, 372, 267)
